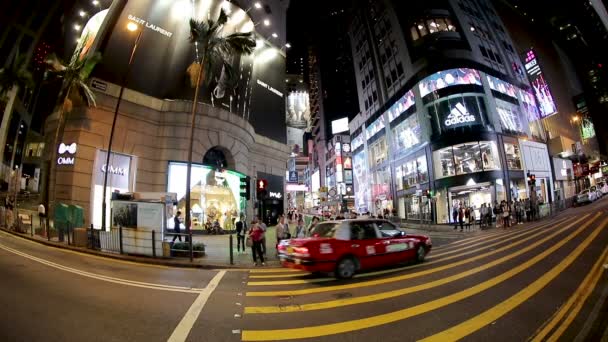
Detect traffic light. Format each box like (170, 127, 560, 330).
(240, 176, 251, 200)
(257, 178, 268, 199)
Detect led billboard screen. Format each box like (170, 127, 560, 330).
(524, 50, 557, 118)
(419, 68, 482, 98)
(331, 117, 349, 135)
(387, 90, 415, 122)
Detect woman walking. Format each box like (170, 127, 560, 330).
(249, 219, 265, 266)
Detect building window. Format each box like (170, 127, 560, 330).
(395, 154, 428, 190)
(433, 141, 501, 179)
(504, 143, 522, 170)
(369, 136, 388, 167)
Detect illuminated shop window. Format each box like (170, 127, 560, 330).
(433, 141, 501, 179)
(410, 18, 457, 41)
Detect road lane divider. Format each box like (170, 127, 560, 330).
(246, 215, 584, 295)
(240, 213, 602, 341)
(419, 215, 608, 342)
(0, 243, 205, 293)
(167, 270, 226, 342)
(248, 268, 301, 273)
(530, 243, 608, 342)
(244, 216, 591, 313)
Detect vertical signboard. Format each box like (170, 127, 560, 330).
(523, 50, 557, 118)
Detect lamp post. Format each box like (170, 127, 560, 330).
(101, 22, 142, 230)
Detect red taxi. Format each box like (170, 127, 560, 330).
(278, 219, 432, 278)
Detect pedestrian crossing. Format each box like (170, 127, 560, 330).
(229, 207, 608, 341)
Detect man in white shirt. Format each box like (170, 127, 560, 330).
(38, 203, 46, 230)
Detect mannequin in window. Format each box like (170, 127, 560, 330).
(482, 151, 491, 169)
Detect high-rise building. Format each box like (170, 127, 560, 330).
(348, 0, 578, 222)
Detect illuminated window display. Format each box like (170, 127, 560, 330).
(496, 103, 524, 134)
(369, 136, 388, 167)
(395, 154, 428, 190)
(486, 75, 517, 98)
(393, 114, 421, 152)
(366, 116, 386, 140)
(418, 68, 482, 98)
(167, 162, 245, 230)
(524, 50, 557, 118)
(351, 133, 365, 151)
(433, 141, 501, 179)
(518, 89, 541, 122)
(353, 151, 370, 212)
(504, 143, 522, 170)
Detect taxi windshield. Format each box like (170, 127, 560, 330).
(310, 223, 340, 238)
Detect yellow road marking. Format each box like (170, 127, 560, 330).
(419, 216, 608, 342)
(0, 230, 172, 269)
(241, 213, 602, 341)
(246, 215, 585, 295)
(430, 217, 568, 258)
(249, 272, 312, 279)
(244, 216, 583, 313)
(248, 268, 300, 273)
(530, 244, 608, 342)
(541, 245, 608, 342)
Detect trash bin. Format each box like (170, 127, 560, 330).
(54, 203, 69, 242)
(73, 228, 88, 247)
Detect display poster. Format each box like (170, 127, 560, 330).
(351, 133, 365, 151)
(419, 68, 482, 98)
(524, 50, 557, 118)
(366, 116, 386, 140)
(353, 151, 370, 212)
(387, 90, 415, 122)
(487, 75, 517, 98)
(137, 202, 163, 229)
(112, 202, 138, 228)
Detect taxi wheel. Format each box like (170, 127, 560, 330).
(336, 257, 357, 279)
(416, 245, 426, 263)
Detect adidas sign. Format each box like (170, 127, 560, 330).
(444, 102, 476, 126)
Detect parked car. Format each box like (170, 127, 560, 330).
(278, 219, 432, 279)
(577, 189, 598, 204)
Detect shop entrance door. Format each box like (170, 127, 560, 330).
(448, 182, 493, 223)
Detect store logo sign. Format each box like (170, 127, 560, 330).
(444, 103, 475, 126)
(57, 143, 77, 165)
(269, 191, 282, 199)
(101, 164, 127, 176)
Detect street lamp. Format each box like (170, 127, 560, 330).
(100, 22, 143, 230)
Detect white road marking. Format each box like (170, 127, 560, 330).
(0, 243, 204, 293)
(167, 271, 226, 342)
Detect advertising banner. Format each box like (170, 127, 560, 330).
(387, 90, 415, 122)
(418, 68, 482, 98)
(523, 50, 557, 118)
(487, 75, 517, 98)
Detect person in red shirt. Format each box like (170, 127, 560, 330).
(249, 219, 265, 266)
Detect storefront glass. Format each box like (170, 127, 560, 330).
(353, 151, 370, 213)
(369, 136, 388, 167)
(371, 166, 392, 214)
(433, 141, 500, 179)
(395, 154, 428, 190)
(504, 142, 522, 170)
(167, 162, 246, 230)
(393, 114, 421, 152)
(496, 104, 525, 134)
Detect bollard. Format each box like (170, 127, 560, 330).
(89, 224, 93, 249)
(67, 222, 71, 245)
(30, 214, 33, 237)
(47, 217, 50, 241)
(189, 232, 193, 262)
(119, 225, 124, 254)
(152, 230, 156, 258)
(229, 234, 234, 265)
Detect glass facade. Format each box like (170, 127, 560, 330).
(395, 153, 428, 190)
(368, 136, 388, 167)
(393, 114, 421, 152)
(433, 141, 501, 179)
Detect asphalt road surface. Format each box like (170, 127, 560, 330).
(1, 198, 608, 341)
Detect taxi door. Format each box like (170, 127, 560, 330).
(348, 222, 388, 269)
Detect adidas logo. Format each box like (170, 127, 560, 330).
(444, 102, 476, 126)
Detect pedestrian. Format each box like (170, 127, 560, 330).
(452, 206, 459, 230)
(458, 207, 465, 232)
(494, 201, 501, 228)
(235, 213, 247, 254)
(501, 201, 510, 228)
(307, 216, 320, 236)
(464, 207, 471, 231)
(257, 216, 267, 255)
(525, 198, 531, 222)
(38, 203, 46, 230)
(249, 220, 265, 266)
(294, 218, 306, 238)
(172, 211, 183, 242)
(275, 215, 290, 253)
(479, 204, 486, 229)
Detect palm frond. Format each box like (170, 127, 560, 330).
(79, 52, 102, 79)
(78, 81, 97, 107)
(209, 9, 228, 33)
(189, 19, 209, 44)
(45, 53, 67, 73)
(223, 32, 256, 54)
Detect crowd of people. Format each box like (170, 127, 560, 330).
(452, 198, 540, 231)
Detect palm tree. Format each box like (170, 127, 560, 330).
(43, 44, 101, 213)
(184, 9, 256, 234)
(0, 50, 34, 179)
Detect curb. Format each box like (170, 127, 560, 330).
(0, 227, 264, 270)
